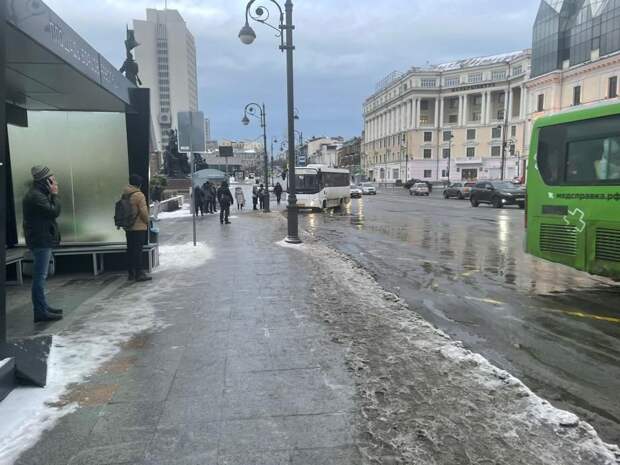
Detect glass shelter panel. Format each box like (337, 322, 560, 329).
(8, 112, 130, 244)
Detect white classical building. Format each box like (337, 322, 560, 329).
(362, 51, 532, 183)
(134, 9, 199, 152)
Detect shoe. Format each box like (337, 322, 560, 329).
(135, 274, 153, 282)
(34, 312, 63, 323)
(47, 307, 64, 315)
(225, 221, 231, 224)
(220, 221, 224, 225)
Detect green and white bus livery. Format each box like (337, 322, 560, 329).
(526, 101, 620, 279)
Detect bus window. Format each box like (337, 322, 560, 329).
(538, 114, 620, 185)
(295, 173, 320, 194)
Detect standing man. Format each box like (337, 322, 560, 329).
(23, 166, 63, 322)
(274, 182, 283, 205)
(252, 181, 259, 211)
(258, 184, 265, 210)
(217, 181, 234, 225)
(193, 184, 205, 216)
(123, 175, 152, 282)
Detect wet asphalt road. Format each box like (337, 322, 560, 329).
(298, 188, 620, 445)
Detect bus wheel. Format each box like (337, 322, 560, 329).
(493, 197, 504, 209)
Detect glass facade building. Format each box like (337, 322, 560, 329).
(532, 0, 620, 78)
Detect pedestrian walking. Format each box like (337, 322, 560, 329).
(258, 184, 265, 210)
(235, 187, 246, 211)
(121, 175, 152, 282)
(274, 182, 283, 205)
(23, 166, 63, 322)
(252, 181, 259, 211)
(193, 185, 205, 216)
(217, 181, 234, 224)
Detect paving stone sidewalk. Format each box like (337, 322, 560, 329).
(13, 210, 363, 465)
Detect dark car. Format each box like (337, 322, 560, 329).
(470, 181, 526, 209)
(404, 179, 433, 192)
(443, 182, 476, 200)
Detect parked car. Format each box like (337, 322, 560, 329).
(470, 181, 526, 209)
(404, 179, 433, 191)
(350, 185, 363, 198)
(360, 183, 377, 195)
(443, 182, 476, 200)
(410, 182, 430, 196)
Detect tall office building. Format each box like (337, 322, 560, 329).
(134, 9, 199, 152)
(204, 117, 211, 142)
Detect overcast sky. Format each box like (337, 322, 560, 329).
(46, 0, 541, 142)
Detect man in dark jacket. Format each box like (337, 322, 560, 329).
(23, 166, 63, 322)
(193, 185, 205, 216)
(217, 182, 234, 225)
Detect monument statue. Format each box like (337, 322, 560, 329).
(120, 28, 142, 86)
(163, 130, 191, 178)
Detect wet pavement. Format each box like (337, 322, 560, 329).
(299, 188, 620, 445)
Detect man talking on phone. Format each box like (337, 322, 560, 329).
(23, 166, 63, 322)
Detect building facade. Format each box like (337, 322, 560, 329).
(304, 137, 344, 167)
(204, 118, 211, 143)
(363, 51, 532, 183)
(526, 0, 620, 150)
(337, 137, 362, 181)
(134, 9, 199, 152)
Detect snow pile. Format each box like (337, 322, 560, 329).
(157, 204, 191, 219)
(292, 239, 619, 465)
(156, 242, 213, 272)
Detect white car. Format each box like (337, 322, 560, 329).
(360, 183, 377, 195)
(410, 183, 430, 196)
(350, 185, 363, 198)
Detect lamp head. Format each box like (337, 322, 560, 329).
(242, 115, 250, 126)
(239, 23, 256, 45)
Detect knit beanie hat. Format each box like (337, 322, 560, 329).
(31, 166, 53, 182)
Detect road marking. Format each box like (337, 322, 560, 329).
(535, 306, 620, 324)
(463, 296, 505, 306)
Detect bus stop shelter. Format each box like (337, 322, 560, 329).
(0, 0, 151, 400)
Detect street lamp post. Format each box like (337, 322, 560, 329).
(242, 103, 270, 212)
(239, 0, 301, 243)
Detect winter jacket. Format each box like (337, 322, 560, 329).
(274, 184, 283, 196)
(203, 184, 214, 200)
(235, 190, 246, 205)
(252, 185, 259, 199)
(22, 183, 61, 249)
(217, 186, 234, 208)
(123, 185, 149, 232)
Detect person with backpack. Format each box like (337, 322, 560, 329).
(23, 166, 63, 322)
(217, 181, 234, 225)
(116, 174, 152, 282)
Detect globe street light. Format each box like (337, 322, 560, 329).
(242, 103, 270, 212)
(239, 0, 301, 243)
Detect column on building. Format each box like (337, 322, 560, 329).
(415, 98, 420, 129)
(504, 89, 510, 122)
(457, 95, 463, 126)
(463, 94, 469, 125)
(434, 98, 440, 128)
(482, 92, 488, 125)
(520, 84, 527, 120)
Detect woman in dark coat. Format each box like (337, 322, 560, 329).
(274, 182, 283, 205)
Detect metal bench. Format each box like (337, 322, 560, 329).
(5, 249, 25, 285)
(52, 243, 159, 277)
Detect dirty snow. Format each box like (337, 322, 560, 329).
(292, 239, 619, 465)
(155, 242, 213, 272)
(157, 204, 191, 219)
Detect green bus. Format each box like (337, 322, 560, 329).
(526, 101, 620, 280)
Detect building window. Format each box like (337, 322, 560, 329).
(492, 127, 502, 139)
(468, 73, 483, 83)
(442, 148, 451, 159)
(573, 86, 581, 106)
(442, 169, 449, 177)
(393, 168, 400, 179)
(420, 100, 429, 111)
(537, 94, 545, 112)
(512, 65, 523, 76)
(467, 129, 476, 140)
(448, 115, 458, 124)
(467, 147, 476, 158)
(491, 70, 507, 80)
(509, 144, 516, 155)
(609, 76, 618, 98)
(421, 79, 437, 88)
(424, 170, 432, 178)
(472, 112, 481, 122)
(491, 146, 501, 157)
(423, 149, 432, 159)
(443, 131, 452, 142)
(424, 132, 433, 142)
(511, 125, 517, 137)
(445, 77, 459, 87)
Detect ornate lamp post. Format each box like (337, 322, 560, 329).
(239, 0, 301, 243)
(242, 103, 270, 212)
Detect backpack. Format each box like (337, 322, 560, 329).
(114, 192, 138, 230)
